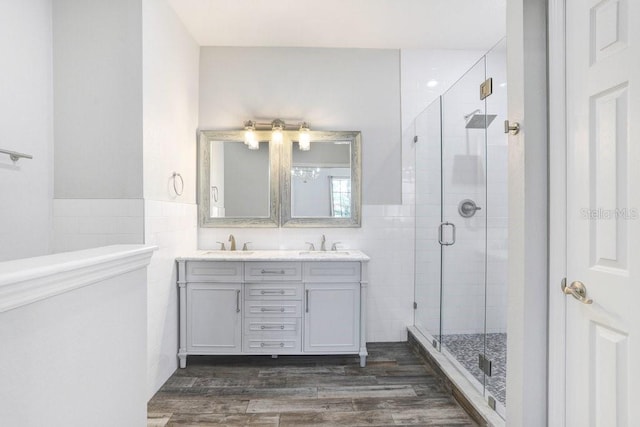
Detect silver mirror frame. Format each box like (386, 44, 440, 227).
(281, 131, 362, 228)
(198, 130, 280, 228)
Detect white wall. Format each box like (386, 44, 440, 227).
(51, 0, 146, 252)
(142, 0, 199, 399)
(0, 260, 149, 426)
(53, 0, 143, 199)
(199, 47, 402, 206)
(0, 0, 53, 261)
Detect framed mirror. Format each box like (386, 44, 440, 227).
(281, 131, 361, 227)
(198, 130, 279, 227)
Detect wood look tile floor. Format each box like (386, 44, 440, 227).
(147, 342, 477, 426)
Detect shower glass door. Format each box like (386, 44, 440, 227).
(483, 39, 508, 415)
(440, 57, 488, 398)
(414, 98, 443, 346)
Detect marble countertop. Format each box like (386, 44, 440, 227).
(177, 249, 370, 262)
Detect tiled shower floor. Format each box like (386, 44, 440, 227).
(439, 333, 507, 406)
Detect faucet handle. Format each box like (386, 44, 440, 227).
(305, 242, 316, 251)
(331, 242, 342, 251)
(216, 241, 226, 250)
(242, 242, 252, 251)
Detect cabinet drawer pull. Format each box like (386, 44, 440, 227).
(261, 307, 286, 312)
(261, 289, 286, 295)
(261, 269, 286, 275)
(305, 290, 309, 313)
(260, 325, 285, 330)
(236, 290, 241, 313)
(260, 342, 285, 348)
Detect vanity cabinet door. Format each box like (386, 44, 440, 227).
(303, 283, 360, 353)
(186, 283, 242, 353)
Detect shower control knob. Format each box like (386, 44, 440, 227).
(458, 199, 481, 218)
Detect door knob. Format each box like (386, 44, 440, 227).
(561, 278, 593, 304)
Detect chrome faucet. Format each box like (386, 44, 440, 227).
(228, 234, 236, 251)
(320, 234, 326, 251)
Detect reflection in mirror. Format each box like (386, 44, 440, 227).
(199, 130, 279, 227)
(209, 140, 270, 218)
(282, 131, 361, 228)
(291, 141, 351, 217)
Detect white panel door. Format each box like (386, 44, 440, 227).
(566, 0, 640, 424)
(186, 283, 242, 353)
(304, 283, 359, 353)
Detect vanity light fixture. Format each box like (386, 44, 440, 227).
(241, 118, 312, 149)
(298, 122, 311, 151)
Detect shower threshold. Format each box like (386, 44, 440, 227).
(408, 326, 506, 426)
(436, 333, 507, 406)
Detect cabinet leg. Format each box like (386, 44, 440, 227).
(178, 350, 187, 368)
(359, 355, 367, 367)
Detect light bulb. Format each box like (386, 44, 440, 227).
(248, 138, 260, 150)
(298, 123, 310, 151)
(272, 128, 283, 144)
(245, 130, 256, 146)
(271, 119, 284, 144)
(243, 121, 255, 145)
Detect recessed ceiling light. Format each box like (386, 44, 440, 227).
(427, 80, 439, 88)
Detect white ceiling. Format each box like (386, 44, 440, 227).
(167, 0, 506, 50)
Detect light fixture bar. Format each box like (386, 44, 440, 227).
(241, 118, 312, 150)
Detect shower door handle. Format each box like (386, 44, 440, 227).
(438, 222, 456, 246)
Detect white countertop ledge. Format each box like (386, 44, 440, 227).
(0, 244, 157, 313)
(177, 249, 370, 262)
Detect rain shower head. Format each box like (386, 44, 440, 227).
(464, 113, 497, 129)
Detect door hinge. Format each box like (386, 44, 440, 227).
(478, 354, 493, 377)
(488, 395, 497, 410)
(413, 301, 418, 309)
(480, 77, 493, 100)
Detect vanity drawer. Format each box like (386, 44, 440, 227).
(186, 261, 243, 282)
(244, 300, 302, 317)
(243, 337, 301, 353)
(303, 262, 361, 282)
(244, 283, 303, 300)
(244, 317, 300, 336)
(244, 262, 302, 281)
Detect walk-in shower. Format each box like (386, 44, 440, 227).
(413, 39, 508, 418)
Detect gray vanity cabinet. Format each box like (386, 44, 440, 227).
(177, 256, 369, 368)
